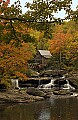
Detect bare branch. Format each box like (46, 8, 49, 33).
(0, 15, 66, 23)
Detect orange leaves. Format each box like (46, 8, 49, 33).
(15, 23, 30, 34)
(0, 41, 34, 80)
(3, 28, 10, 35)
(0, 51, 3, 57)
(49, 39, 60, 54)
(15, 72, 28, 80)
(48, 23, 78, 69)
(48, 32, 72, 54)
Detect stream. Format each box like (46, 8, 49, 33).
(0, 97, 78, 120)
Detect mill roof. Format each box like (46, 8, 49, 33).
(38, 50, 52, 58)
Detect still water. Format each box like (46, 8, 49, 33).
(0, 97, 78, 120)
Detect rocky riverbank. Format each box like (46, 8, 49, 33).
(0, 89, 45, 103)
(0, 87, 78, 104)
(0, 70, 78, 103)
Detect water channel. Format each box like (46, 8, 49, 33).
(0, 97, 78, 120)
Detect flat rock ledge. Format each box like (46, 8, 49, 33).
(0, 89, 44, 103)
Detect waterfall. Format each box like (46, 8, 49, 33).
(63, 80, 75, 90)
(38, 76, 75, 91)
(11, 79, 20, 89)
(38, 78, 55, 89)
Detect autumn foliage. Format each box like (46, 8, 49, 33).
(0, 41, 35, 85)
(0, 1, 78, 87)
(48, 24, 78, 70)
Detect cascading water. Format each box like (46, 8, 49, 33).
(11, 79, 20, 89)
(63, 80, 75, 90)
(38, 78, 55, 89)
(38, 76, 75, 91)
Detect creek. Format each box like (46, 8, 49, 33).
(0, 97, 78, 120)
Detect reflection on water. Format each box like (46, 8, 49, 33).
(39, 108, 50, 120)
(0, 97, 78, 120)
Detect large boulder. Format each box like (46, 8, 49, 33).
(27, 87, 46, 97)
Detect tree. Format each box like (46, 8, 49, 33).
(0, 41, 36, 87)
(0, 0, 76, 39)
(67, 5, 78, 22)
(0, 0, 78, 87)
(48, 23, 78, 70)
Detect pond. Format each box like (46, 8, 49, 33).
(0, 97, 78, 120)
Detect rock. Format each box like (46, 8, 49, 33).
(0, 89, 44, 103)
(27, 87, 46, 97)
(53, 90, 70, 95)
(30, 96, 44, 101)
(39, 70, 66, 77)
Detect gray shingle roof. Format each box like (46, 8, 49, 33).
(38, 50, 52, 58)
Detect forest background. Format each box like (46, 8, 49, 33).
(0, 0, 78, 87)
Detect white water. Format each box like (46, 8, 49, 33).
(63, 80, 75, 90)
(38, 78, 55, 89)
(38, 78, 75, 91)
(11, 79, 20, 89)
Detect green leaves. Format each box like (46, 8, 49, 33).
(0, 0, 22, 18)
(22, 34, 36, 43)
(25, 0, 73, 22)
